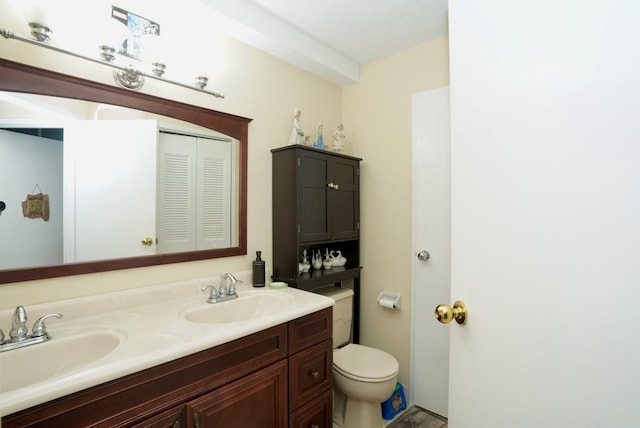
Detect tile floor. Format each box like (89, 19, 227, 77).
(385, 406, 448, 428)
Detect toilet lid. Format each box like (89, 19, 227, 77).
(333, 344, 399, 382)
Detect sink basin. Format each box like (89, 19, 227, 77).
(183, 291, 294, 324)
(0, 331, 122, 394)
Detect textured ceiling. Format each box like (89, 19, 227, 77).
(198, 0, 449, 86)
(246, 0, 449, 65)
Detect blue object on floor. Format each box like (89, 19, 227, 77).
(381, 382, 407, 420)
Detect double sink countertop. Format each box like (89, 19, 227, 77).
(0, 272, 333, 416)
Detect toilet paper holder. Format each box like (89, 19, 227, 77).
(377, 291, 401, 310)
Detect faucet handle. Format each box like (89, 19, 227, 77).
(218, 274, 228, 296)
(201, 285, 219, 302)
(228, 278, 242, 295)
(9, 306, 29, 342)
(31, 313, 63, 338)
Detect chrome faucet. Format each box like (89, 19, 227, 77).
(201, 273, 242, 304)
(0, 306, 63, 352)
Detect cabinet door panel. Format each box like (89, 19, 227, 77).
(186, 360, 287, 428)
(299, 153, 330, 242)
(328, 158, 359, 240)
(330, 190, 358, 240)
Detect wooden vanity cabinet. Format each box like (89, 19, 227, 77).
(2, 308, 332, 428)
(288, 307, 333, 428)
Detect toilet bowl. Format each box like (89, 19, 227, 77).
(333, 343, 399, 427)
(314, 286, 399, 428)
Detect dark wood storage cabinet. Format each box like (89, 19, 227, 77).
(272, 145, 362, 342)
(2, 308, 332, 428)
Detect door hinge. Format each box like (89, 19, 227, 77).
(357, 222, 360, 230)
(297, 225, 301, 233)
(297, 157, 300, 167)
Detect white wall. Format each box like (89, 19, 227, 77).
(0, 129, 63, 269)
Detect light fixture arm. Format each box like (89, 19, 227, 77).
(0, 27, 224, 99)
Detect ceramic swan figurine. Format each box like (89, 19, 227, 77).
(333, 250, 347, 267)
(301, 250, 311, 272)
(323, 248, 333, 269)
(312, 250, 323, 270)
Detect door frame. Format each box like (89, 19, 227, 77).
(409, 86, 451, 417)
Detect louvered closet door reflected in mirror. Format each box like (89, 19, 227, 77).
(157, 131, 235, 254)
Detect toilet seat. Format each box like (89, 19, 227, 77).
(333, 344, 399, 383)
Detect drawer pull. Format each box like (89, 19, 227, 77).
(309, 369, 320, 379)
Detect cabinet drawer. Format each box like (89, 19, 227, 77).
(289, 339, 333, 411)
(289, 388, 333, 428)
(129, 406, 183, 428)
(288, 307, 332, 354)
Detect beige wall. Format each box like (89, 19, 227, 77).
(0, 2, 449, 391)
(343, 36, 450, 387)
(0, 2, 341, 306)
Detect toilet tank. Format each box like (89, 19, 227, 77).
(314, 286, 354, 348)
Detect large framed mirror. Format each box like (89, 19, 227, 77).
(0, 59, 250, 284)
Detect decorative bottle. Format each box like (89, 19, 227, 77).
(252, 250, 266, 287)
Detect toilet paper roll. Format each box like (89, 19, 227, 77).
(379, 297, 396, 309)
(377, 291, 401, 310)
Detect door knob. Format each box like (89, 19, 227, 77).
(416, 250, 431, 261)
(435, 301, 468, 325)
(141, 237, 153, 246)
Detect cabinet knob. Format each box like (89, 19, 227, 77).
(309, 369, 320, 379)
(327, 182, 340, 190)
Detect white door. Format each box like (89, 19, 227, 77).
(195, 136, 233, 250)
(447, 1, 640, 427)
(410, 87, 451, 418)
(157, 132, 233, 253)
(64, 120, 158, 262)
(157, 132, 197, 254)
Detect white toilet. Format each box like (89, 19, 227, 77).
(316, 286, 399, 428)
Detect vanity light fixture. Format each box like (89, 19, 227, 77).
(0, 23, 225, 99)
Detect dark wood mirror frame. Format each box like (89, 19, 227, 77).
(0, 59, 251, 284)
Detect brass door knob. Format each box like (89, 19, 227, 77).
(435, 301, 468, 325)
(141, 237, 154, 246)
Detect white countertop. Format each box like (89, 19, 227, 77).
(0, 273, 333, 416)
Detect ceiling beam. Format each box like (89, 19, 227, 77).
(197, 0, 359, 86)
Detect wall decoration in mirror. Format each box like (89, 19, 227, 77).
(0, 59, 251, 284)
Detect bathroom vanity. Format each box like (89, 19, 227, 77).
(0, 277, 333, 427)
